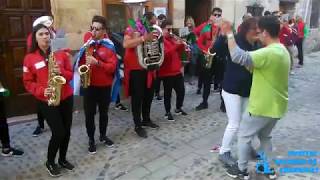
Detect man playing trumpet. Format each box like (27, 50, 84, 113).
(158, 19, 188, 121)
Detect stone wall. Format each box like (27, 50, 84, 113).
(51, 0, 102, 50)
(172, 0, 185, 28)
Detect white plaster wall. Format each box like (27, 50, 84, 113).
(172, 0, 185, 28)
(215, 0, 279, 27)
(51, 0, 102, 50)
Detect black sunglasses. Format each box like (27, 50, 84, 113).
(90, 26, 103, 31)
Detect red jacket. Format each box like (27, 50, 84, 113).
(194, 22, 219, 53)
(79, 44, 117, 87)
(279, 26, 293, 46)
(193, 22, 207, 37)
(297, 21, 305, 39)
(158, 36, 184, 78)
(123, 28, 144, 71)
(23, 50, 73, 102)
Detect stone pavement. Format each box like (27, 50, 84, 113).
(1, 52, 320, 180)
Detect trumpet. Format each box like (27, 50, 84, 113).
(169, 32, 191, 52)
(169, 32, 189, 46)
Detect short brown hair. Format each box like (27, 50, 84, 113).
(160, 18, 173, 29)
(92, 15, 107, 29)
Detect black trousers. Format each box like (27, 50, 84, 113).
(296, 38, 304, 65)
(154, 76, 162, 95)
(212, 57, 225, 89)
(198, 73, 204, 90)
(39, 96, 73, 164)
(37, 101, 45, 128)
(83, 86, 111, 142)
(0, 99, 10, 148)
(162, 74, 185, 113)
(201, 68, 214, 104)
(130, 70, 154, 127)
(198, 56, 215, 104)
(116, 94, 121, 104)
(197, 55, 205, 90)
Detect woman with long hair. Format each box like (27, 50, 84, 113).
(217, 18, 260, 167)
(23, 24, 74, 177)
(185, 16, 199, 86)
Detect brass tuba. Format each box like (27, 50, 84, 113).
(47, 51, 66, 106)
(136, 24, 164, 70)
(124, 0, 164, 70)
(78, 38, 92, 88)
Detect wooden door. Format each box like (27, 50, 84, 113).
(105, 3, 128, 33)
(186, 0, 212, 26)
(0, 0, 51, 117)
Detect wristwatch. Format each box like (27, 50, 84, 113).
(227, 33, 234, 40)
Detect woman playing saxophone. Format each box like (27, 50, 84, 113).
(23, 24, 74, 177)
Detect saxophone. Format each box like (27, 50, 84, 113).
(204, 48, 216, 69)
(47, 51, 66, 106)
(78, 39, 92, 88)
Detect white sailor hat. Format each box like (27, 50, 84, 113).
(32, 16, 53, 27)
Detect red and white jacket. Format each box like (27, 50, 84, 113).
(23, 50, 73, 102)
(80, 32, 117, 87)
(78, 44, 117, 87)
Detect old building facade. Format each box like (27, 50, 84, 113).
(0, 0, 319, 116)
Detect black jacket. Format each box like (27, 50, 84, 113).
(219, 35, 259, 97)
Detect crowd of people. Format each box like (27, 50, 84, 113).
(0, 3, 306, 179)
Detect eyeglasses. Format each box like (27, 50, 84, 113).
(213, 14, 222, 17)
(90, 26, 103, 31)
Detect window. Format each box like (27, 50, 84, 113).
(106, 4, 127, 33)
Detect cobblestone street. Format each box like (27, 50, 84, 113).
(1, 52, 320, 180)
